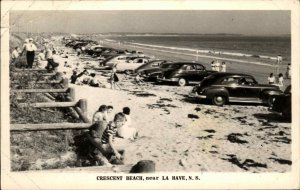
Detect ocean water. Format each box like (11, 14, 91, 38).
(101, 35, 291, 62)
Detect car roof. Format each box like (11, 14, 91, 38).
(209, 72, 254, 78)
(171, 62, 205, 65)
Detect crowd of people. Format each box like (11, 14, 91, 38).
(76, 104, 138, 166)
(211, 60, 226, 72)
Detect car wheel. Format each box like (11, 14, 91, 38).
(178, 78, 187, 86)
(212, 95, 226, 106)
(267, 96, 276, 107)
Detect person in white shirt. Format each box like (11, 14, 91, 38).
(267, 73, 276, 85)
(117, 107, 137, 140)
(214, 60, 221, 72)
(221, 62, 226, 72)
(277, 73, 284, 90)
(11, 47, 20, 63)
(37, 49, 48, 69)
(21, 38, 37, 68)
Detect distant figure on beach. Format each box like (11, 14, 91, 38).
(135, 73, 145, 85)
(92, 105, 108, 123)
(86, 112, 127, 165)
(211, 61, 215, 71)
(70, 69, 87, 84)
(76, 47, 81, 56)
(11, 47, 20, 63)
(267, 73, 276, 85)
(37, 49, 48, 69)
(110, 67, 121, 90)
(21, 38, 37, 68)
(117, 107, 138, 140)
(89, 73, 102, 87)
(277, 73, 284, 90)
(221, 62, 226, 72)
(215, 60, 220, 72)
(285, 63, 291, 79)
(46, 50, 60, 72)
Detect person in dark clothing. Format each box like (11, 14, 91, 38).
(70, 69, 87, 84)
(21, 38, 37, 68)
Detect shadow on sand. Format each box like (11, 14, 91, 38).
(253, 113, 291, 123)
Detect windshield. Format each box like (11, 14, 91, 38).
(200, 74, 218, 87)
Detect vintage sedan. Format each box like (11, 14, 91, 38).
(105, 56, 152, 74)
(134, 60, 173, 74)
(156, 62, 216, 86)
(189, 73, 281, 106)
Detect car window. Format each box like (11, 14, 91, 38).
(183, 65, 196, 71)
(238, 77, 256, 85)
(195, 64, 205, 70)
(220, 77, 239, 85)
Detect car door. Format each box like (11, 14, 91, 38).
(220, 77, 244, 98)
(239, 76, 261, 99)
(183, 64, 197, 81)
(195, 64, 206, 82)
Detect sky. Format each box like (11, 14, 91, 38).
(10, 10, 291, 35)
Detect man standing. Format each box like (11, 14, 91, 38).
(21, 38, 37, 68)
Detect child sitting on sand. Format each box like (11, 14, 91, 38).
(86, 113, 127, 165)
(117, 107, 138, 140)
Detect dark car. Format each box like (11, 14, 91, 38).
(270, 85, 291, 120)
(156, 62, 216, 86)
(189, 72, 281, 106)
(134, 60, 173, 74)
(141, 62, 179, 81)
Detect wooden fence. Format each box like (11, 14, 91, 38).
(10, 70, 92, 132)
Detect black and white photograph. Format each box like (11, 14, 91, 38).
(1, 0, 299, 189)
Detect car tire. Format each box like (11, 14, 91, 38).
(212, 95, 227, 106)
(178, 78, 187, 86)
(267, 96, 276, 107)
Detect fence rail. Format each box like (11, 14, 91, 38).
(11, 123, 91, 131)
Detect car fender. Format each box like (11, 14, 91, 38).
(205, 87, 229, 99)
(260, 89, 283, 99)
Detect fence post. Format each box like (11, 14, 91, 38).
(67, 87, 75, 101)
(78, 99, 87, 116)
(62, 78, 68, 88)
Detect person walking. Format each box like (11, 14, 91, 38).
(285, 63, 291, 79)
(21, 38, 37, 68)
(110, 67, 121, 90)
(277, 73, 284, 91)
(267, 73, 276, 85)
(221, 62, 226, 72)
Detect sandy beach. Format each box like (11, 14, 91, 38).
(52, 37, 291, 172)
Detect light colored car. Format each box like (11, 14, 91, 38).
(106, 57, 152, 73)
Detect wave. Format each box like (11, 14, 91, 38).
(118, 41, 278, 60)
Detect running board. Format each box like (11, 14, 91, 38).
(229, 98, 263, 103)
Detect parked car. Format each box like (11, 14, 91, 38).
(156, 62, 216, 86)
(141, 62, 180, 81)
(134, 60, 173, 74)
(106, 57, 152, 73)
(270, 85, 291, 120)
(189, 73, 281, 106)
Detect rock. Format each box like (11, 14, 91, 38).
(130, 160, 156, 173)
(187, 114, 199, 119)
(179, 159, 187, 167)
